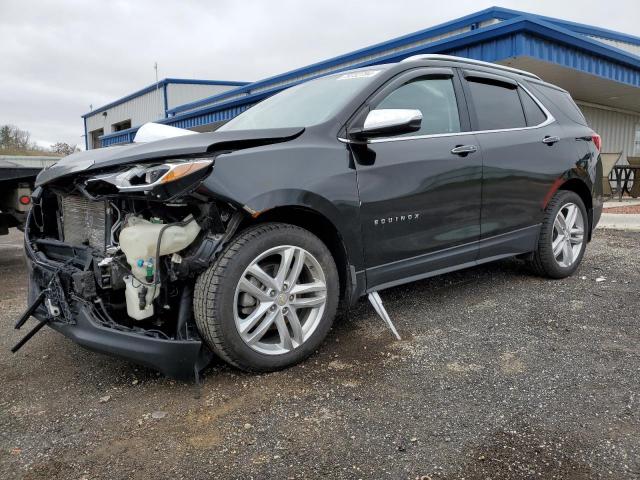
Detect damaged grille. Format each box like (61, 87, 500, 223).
(60, 195, 107, 250)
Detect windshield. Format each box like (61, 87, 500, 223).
(218, 69, 383, 131)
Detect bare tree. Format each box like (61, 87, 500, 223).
(51, 142, 78, 156)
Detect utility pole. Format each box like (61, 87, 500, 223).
(154, 62, 162, 120)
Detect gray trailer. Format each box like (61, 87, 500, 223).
(0, 155, 59, 234)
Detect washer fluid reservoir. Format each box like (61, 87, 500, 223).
(119, 215, 201, 320)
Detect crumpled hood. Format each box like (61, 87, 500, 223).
(36, 127, 304, 187)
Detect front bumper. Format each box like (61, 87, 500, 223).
(24, 233, 210, 380)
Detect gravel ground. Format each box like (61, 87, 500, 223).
(602, 205, 640, 214)
(1, 228, 638, 480)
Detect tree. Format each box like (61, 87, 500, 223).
(51, 142, 78, 156)
(0, 124, 32, 151)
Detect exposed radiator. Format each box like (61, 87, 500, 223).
(60, 195, 107, 250)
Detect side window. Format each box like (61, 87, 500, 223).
(466, 78, 526, 130)
(519, 88, 547, 126)
(374, 77, 461, 136)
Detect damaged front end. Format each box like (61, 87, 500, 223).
(20, 154, 242, 380)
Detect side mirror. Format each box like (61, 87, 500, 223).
(351, 109, 422, 139)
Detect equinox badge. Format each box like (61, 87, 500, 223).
(374, 213, 420, 226)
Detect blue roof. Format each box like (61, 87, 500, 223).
(82, 78, 249, 118)
(166, 7, 640, 117)
(99, 6, 640, 147)
(489, 6, 640, 46)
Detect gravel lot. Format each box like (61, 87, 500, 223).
(1, 228, 638, 479)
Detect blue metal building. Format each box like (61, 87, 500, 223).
(89, 7, 640, 160)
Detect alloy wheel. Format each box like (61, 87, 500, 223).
(551, 202, 584, 268)
(233, 245, 327, 355)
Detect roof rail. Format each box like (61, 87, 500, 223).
(400, 54, 541, 80)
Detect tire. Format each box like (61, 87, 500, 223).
(194, 222, 339, 372)
(528, 190, 588, 279)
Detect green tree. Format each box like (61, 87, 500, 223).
(0, 124, 32, 151)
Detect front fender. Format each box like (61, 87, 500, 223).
(197, 140, 365, 270)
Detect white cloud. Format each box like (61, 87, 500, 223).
(2, 0, 638, 146)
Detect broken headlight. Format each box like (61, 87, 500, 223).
(85, 159, 213, 199)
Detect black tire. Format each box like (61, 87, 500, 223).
(193, 222, 339, 372)
(528, 190, 588, 279)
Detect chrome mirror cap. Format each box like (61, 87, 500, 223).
(358, 109, 423, 138)
(364, 109, 422, 131)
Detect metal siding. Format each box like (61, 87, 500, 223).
(518, 34, 640, 88)
(99, 20, 640, 149)
(166, 84, 242, 110)
(588, 36, 640, 57)
(171, 18, 505, 115)
(170, 27, 640, 118)
(87, 88, 165, 137)
(101, 130, 136, 147)
(579, 103, 640, 160)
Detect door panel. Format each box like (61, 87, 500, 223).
(354, 134, 482, 286)
(349, 68, 483, 289)
(476, 124, 570, 238)
(460, 71, 576, 257)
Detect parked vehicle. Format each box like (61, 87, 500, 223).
(0, 156, 58, 235)
(17, 55, 602, 379)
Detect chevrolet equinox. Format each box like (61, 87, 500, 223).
(16, 55, 603, 379)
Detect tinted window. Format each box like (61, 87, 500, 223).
(467, 79, 526, 130)
(519, 88, 547, 126)
(530, 83, 587, 126)
(374, 77, 461, 136)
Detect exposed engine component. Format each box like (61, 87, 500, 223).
(118, 214, 201, 320)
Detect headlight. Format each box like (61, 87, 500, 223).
(113, 159, 213, 192)
(86, 158, 213, 196)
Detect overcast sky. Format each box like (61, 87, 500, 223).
(1, 0, 639, 148)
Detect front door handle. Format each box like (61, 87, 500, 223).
(542, 135, 560, 145)
(450, 144, 477, 156)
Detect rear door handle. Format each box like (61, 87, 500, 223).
(542, 135, 560, 145)
(450, 144, 477, 156)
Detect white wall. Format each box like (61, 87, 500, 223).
(588, 36, 640, 57)
(166, 83, 240, 110)
(85, 83, 242, 148)
(86, 88, 164, 139)
(579, 103, 640, 161)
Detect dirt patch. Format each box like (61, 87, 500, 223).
(602, 204, 640, 214)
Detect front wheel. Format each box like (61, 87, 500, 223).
(529, 190, 588, 278)
(194, 223, 339, 372)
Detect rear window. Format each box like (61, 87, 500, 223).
(466, 78, 526, 130)
(528, 83, 587, 126)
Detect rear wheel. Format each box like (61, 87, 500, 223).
(529, 190, 588, 278)
(194, 223, 339, 372)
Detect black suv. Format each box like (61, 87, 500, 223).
(18, 55, 602, 379)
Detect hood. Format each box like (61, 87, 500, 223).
(36, 127, 304, 187)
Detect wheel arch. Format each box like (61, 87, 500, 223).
(558, 178, 594, 241)
(239, 203, 360, 307)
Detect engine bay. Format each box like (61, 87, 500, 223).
(26, 181, 240, 341)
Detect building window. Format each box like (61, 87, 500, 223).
(112, 119, 132, 132)
(634, 123, 640, 155)
(89, 128, 104, 149)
